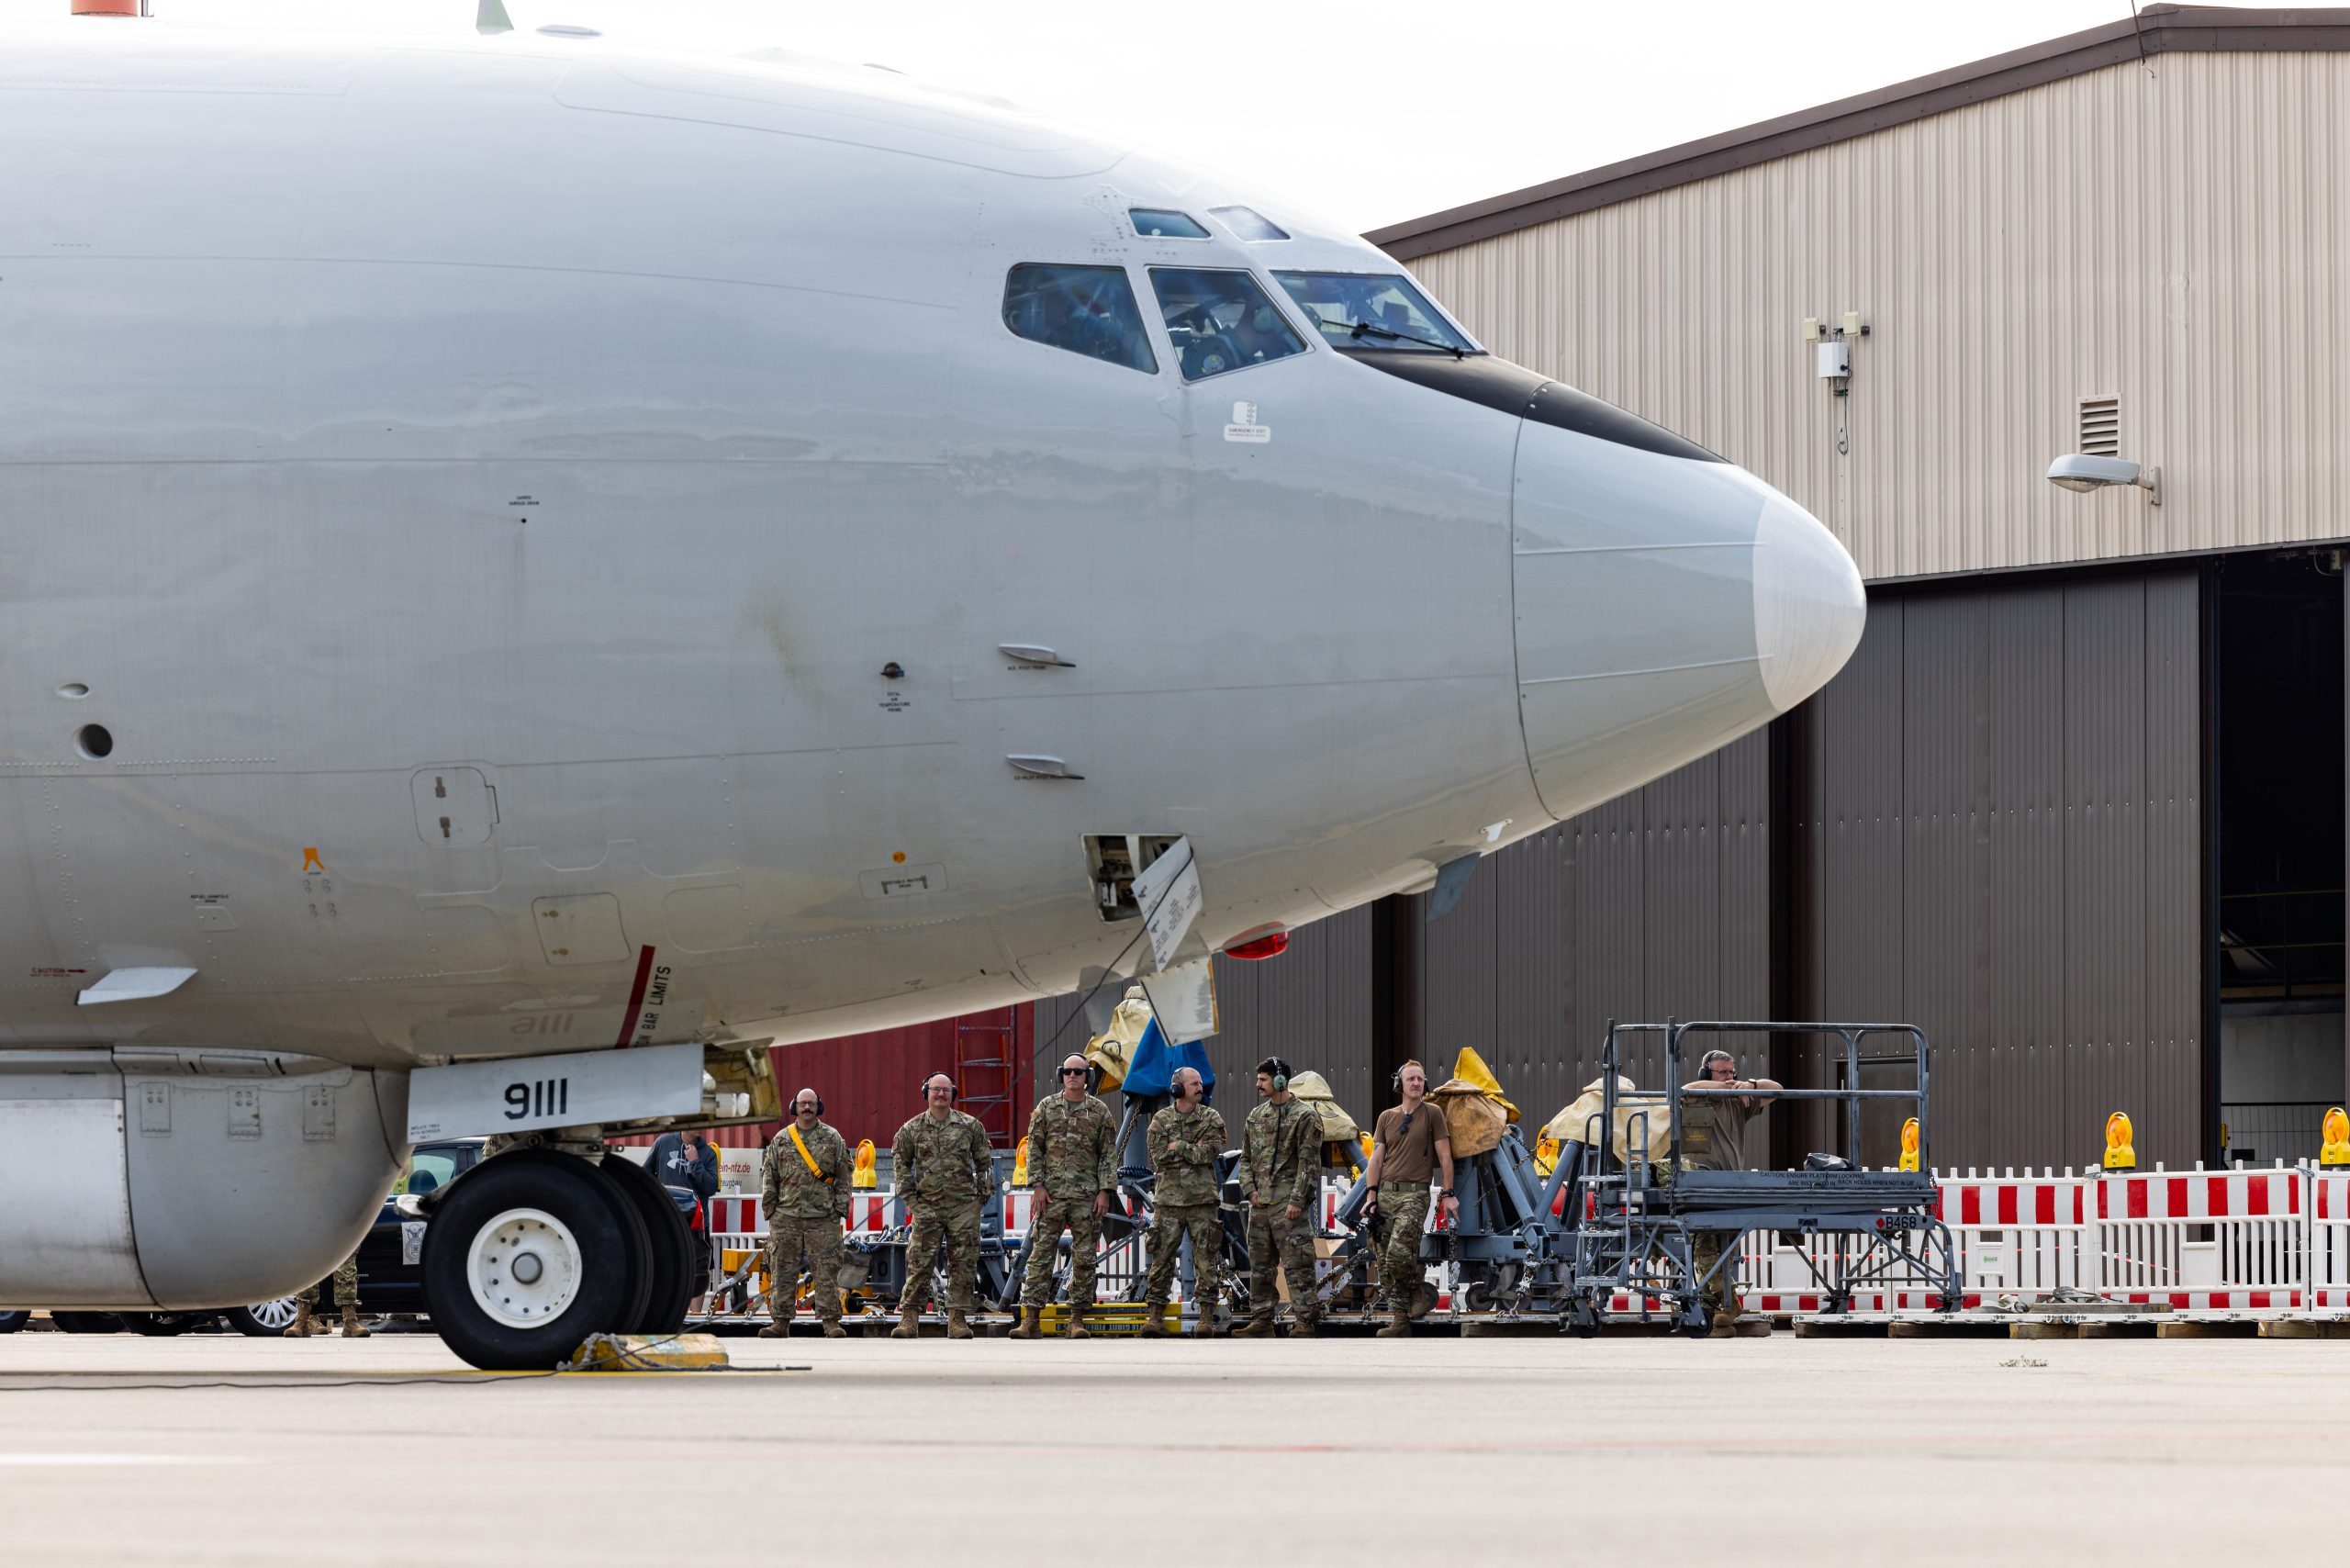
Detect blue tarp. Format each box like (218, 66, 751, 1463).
(1120, 1017, 1216, 1104)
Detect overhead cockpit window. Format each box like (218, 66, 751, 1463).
(1147, 268, 1310, 381)
(1002, 263, 1159, 375)
(1210, 206, 1290, 241)
(1271, 272, 1479, 354)
(1130, 207, 1210, 239)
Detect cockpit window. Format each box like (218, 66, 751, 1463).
(1002, 263, 1159, 375)
(1147, 268, 1310, 381)
(1130, 207, 1210, 239)
(1210, 205, 1289, 241)
(1271, 272, 1479, 353)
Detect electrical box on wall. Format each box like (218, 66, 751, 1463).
(1816, 341, 1852, 379)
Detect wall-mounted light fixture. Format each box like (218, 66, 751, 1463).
(2045, 454, 2161, 506)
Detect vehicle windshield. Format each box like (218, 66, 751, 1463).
(396, 1148, 464, 1196)
(1271, 272, 1478, 353)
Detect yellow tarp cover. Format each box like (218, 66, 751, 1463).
(1083, 987, 1155, 1092)
(1284, 1070, 1360, 1143)
(1430, 1046, 1519, 1158)
(1543, 1075, 1673, 1163)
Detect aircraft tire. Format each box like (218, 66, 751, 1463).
(595, 1158, 656, 1337)
(420, 1149, 631, 1371)
(598, 1154, 696, 1336)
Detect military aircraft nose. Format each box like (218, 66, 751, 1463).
(1509, 412, 1863, 822)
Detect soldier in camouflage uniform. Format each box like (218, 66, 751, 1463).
(1009, 1054, 1119, 1339)
(1235, 1056, 1324, 1338)
(759, 1086, 853, 1338)
(286, 1246, 365, 1338)
(889, 1072, 996, 1340)
(1141, 1065, 1227, 1338)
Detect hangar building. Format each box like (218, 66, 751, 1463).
(1027, 7, 2350, 1174)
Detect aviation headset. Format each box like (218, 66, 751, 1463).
(793, 1090, 825, 1116)
(1390, 1058, 1427, 1093)
(1258, 1057, 1291, 1092)
(1698, 1050, 1736, 1076)
(921, 1074, 957, 1101)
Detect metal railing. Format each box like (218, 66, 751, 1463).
(2220, 1100, 2338, 1167)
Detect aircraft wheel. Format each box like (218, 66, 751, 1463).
(121, 1312, 203, 1337)
(598, 1153, 695, 1334)
(0, 1311, 28, 1334)
(420, 1149, 631, 1371)
(224, 1299, 300, 1337)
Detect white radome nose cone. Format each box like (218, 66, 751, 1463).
(1751, 489, 1865, 712)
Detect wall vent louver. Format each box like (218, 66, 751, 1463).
(2078, 397, 2120, 457)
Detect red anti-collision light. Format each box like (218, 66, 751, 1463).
(1224, 930, 1289, 961)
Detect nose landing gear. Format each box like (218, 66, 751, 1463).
(421, 1146, 691, 1370)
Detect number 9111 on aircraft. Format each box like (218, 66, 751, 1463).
(0, 18, 1864, 1368)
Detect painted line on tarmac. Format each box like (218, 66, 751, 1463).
(0, 1453, 246, 1467)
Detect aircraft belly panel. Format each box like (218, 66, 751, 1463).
(0, 1082, 147, 1305)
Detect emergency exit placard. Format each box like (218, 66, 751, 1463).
(406, 1042, 703, 1139)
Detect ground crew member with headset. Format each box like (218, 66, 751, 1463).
(890, 1072, 996, 1340)
(1010, 1052, 1120, 1340)
(1235, 1057, 1323, 1338)
(1141, 1064, 1227, 1338)
(1360, 1059, 1458, 1338)
(759, 1086, 852, 1338)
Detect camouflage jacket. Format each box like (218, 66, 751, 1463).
(890, 1108, 994, 1209)
(1147, 1103, 1227, 1208)
(1240, 1097, 1320, 1210)
(761, 1119, 853, 1223)
(1024, 1093, 1117, 1201)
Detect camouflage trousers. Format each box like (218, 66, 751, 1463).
(1018, 1194, 1104, 1309)
(299, 1248, 360, 1309)
(1143, 1202, 1223, 1314)
(1244, 1204, 1319, 1324)
(767, 1214, 845, 1325)
(1690, 1228, 1740, 1320)
(901, 1199, 983, 1315)
(1376, 1181, 1432, 1314)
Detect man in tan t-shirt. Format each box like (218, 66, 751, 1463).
(1361, 1059, 1457, 1338)
(1680, 1048, 1782, 1334)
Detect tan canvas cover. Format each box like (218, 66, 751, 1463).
(1544, 1075, 1673, 1163)
(1284, 1070, 1360, 1142)
(1083, 987, 1154, 1092)
(1427, 1046, 1521, 1159)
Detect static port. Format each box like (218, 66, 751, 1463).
(76, 723, 113, 759)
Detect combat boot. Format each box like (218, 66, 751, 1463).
(1007, 1306, 1042, 1340)
(1231, 1315, 1274, 1338)
(338, 1305, 370, 1338)
(946, 1311, 975, 1340)
(1288, 1315, 1319, 1339)
(1065, 1306, 1091, 1340)
(821, 1322, 849, 1339)
(757, 1319, 792, 1338)
(1138, 1305, 1169, 1338)
(282, 1302, 314, 1338)
(890, 1305, 922, 1339)
(1375, 1314, 1411, 1338)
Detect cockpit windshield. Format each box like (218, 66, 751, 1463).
(1147, 268, 1309, 381)
(1271, 272, 1478, 354)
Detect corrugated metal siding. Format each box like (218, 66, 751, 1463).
(767, 1012, 1034, 1154)
(1790, 571, 2202, 1168)
(1406, 52, 2350, 582)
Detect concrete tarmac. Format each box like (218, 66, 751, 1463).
(2, 1327, 2341, 1566)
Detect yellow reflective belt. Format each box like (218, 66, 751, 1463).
(788, 1124, 831, 1183)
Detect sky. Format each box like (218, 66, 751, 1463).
(1, 0, 2150, 230)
